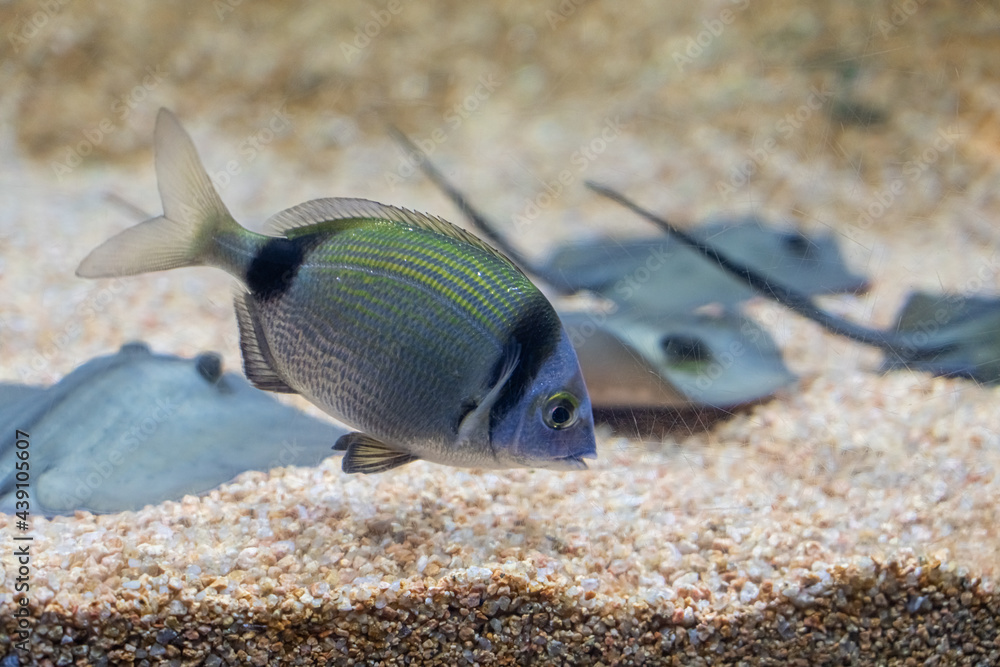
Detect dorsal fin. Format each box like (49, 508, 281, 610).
(265, 197, 523, 272)
(233, 291, 297, 393)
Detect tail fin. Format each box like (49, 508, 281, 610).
(77, 109, 240, 278)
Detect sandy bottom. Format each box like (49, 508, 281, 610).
(2, 150, 999, 666)
(3, 1, 1000, 664)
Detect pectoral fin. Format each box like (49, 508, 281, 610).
(457, 340, 521, 443)
(334, 433, 419, 474)
(234, 292, 297, 393)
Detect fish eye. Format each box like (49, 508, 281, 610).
(120, 341, 151, 355)
(660, 334, 711, 364)
(543, 392, 579, 430)
(781, 231, 813, 257)
(196, 353, 223, 383)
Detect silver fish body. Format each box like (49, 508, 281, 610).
(241, 202, 590, 469)
(77, 110, 596, 474)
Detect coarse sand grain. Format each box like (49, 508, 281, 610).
(2, 1, 1000, 664)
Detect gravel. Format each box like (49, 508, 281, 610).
(2, 1, 1000, 664)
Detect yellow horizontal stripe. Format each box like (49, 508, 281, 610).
(313, 229, 532, 331)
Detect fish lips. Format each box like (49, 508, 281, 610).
(502, 438, 596, 471)
(539, 449, 597, 471)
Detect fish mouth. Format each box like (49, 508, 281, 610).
(547, 452, 595, 471)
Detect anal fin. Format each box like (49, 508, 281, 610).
(334, 433, 418, 474)
(234, 291, 297, 393)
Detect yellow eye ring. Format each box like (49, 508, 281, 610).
(543, 392, 579, 430)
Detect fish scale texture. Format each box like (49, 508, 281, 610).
(256, 223, 545, 446)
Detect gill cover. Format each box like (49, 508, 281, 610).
(489, 328, 596, 470)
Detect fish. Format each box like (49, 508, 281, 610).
(386, 127, 866, 312)
(561, 309, 795, 409)
(879, 291, 1000, 383)
(540, 220, 870, 314)
(0, 343, 349, 516)
(76, 109, 596, 474)
(585, 182, 1000, 384)
(387, 127, 797, 411)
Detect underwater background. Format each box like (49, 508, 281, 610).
(2, 1, 1000, 663)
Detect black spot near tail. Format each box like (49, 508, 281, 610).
(489, 297, 561, 429)
(245, 237, 310, 300)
